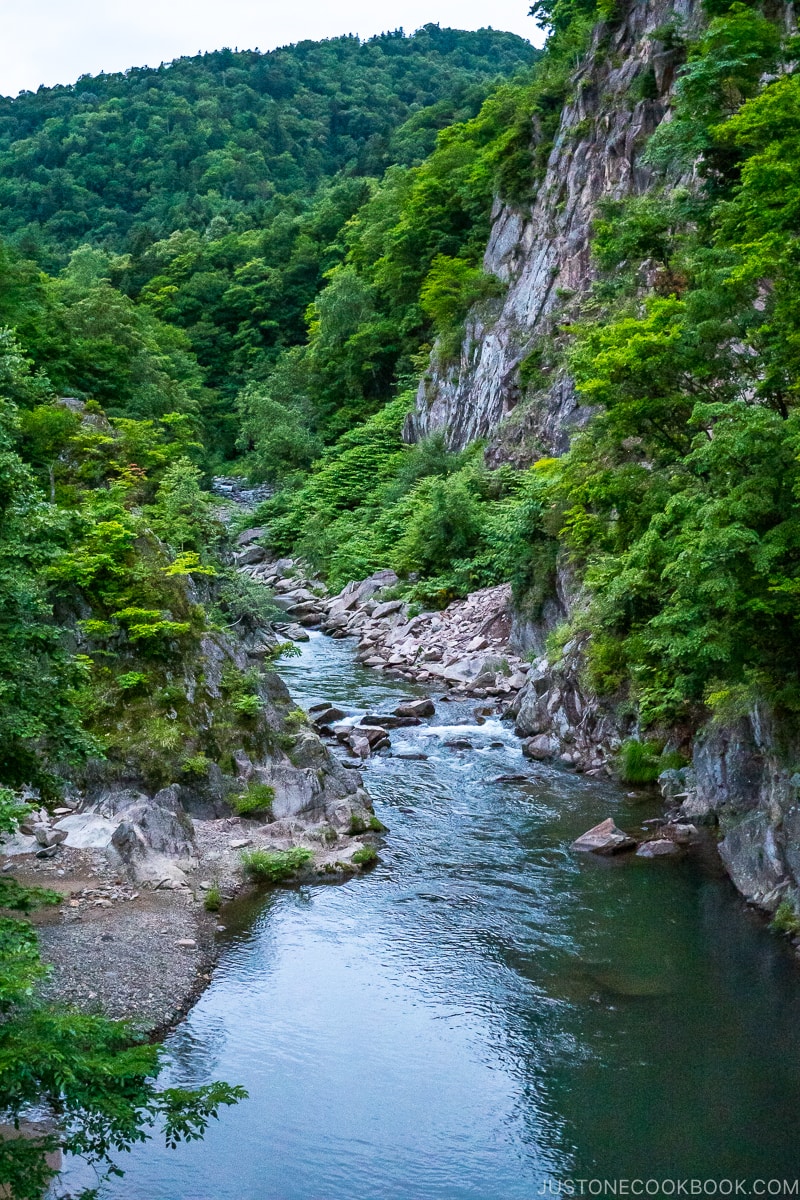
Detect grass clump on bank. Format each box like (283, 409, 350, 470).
(232, 783, 275, 818)
(203, 884, 222, 912)
(241, 847, 313, 883)
(352, 844, 379, 867)
(771, 900, 800, 937)
(617, 739, 686, 786)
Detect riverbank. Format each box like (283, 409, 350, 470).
(16, 811, 382, 1034)
(10, 549, 794, 1036)
(84, 628, 800, 1197)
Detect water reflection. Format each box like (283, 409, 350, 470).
(80, 633, 800, 1199)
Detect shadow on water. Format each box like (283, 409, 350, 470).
(70, 633, 800, 1198)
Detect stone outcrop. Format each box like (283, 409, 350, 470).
(238, 554, 329, 631)
(571, 818, 636, 855)
(659, 707, 800, 913)
(405, 0, 697, 457)
(323, 578, 536, 698)
(398, 0, 800, 920)
(509, 634, 631, 774)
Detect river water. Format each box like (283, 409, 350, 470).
(94, 633, 800, 1197)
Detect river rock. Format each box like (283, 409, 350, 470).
(571, 818, 636, 855)
(372, 599, 404, 620)
(347, 735, 372, 759)
(311, 706, 347, 727)
(282, 588, 317, 605)
(110, 794, 197, 884)
(236, 544, 266, 566)
(355, 725, 391, 749)
(53, 811, 118, 850)
(270, 594, 299, 612)
(33, 824, 68, 848)
(277, 623, 310, 642)
(393, 698, 435, 719)
(362, 713, 420, 728)
(466, 635, 489, 652)
(636, 839, 680, 858)
(522, 734, 559, 761)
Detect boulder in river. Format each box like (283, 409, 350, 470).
(636, 839, 680, 858)
(361, 712, 419, 728)
(347, 735, 372, 759)
(393, 698, 435, 718)
(277, 623, 310, 642)
(311, 706, 347, 727)
(522, 734, 560, 761)
(571, 818, 636, 855)
(355, 724, 391, 748)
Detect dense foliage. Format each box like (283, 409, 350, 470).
(0, 28, 537, 449)
(0, 29, 542, 1196)
(0, 27, 536, 255)
(548, 3, 800, 725)
(5, 3, 800, 1186)
(246, 1, 800, 736)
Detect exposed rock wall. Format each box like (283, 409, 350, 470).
(403, 0, 800, 920)
(406, 0, 697, 456)
(509, 636, 632, 773)
(673, 710, 800, 913)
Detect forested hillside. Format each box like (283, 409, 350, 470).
(0, 27, 537, 440)
(4, 1, 800, 1189)
(0, 26, 536, 254)
(3, 0, 800, 812)
(0, 31, 538, 1190)
(246, 0, 800, 738)
(0, 22, 541, 799)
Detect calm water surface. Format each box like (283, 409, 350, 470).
(88, 634, 800, 1197)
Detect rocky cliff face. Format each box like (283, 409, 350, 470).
(405, 0, 800, 921)
(672, 709, 800, 913)
(406, 0, 697, 458)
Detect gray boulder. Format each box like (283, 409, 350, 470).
(522, 734, 560, 761)
(636, 839, 680, 858)
(32, 824, 67, 848)
(394, 698, 435, 719)
(236, 545, 266, 566)
(110, 793, 197, 885)
(571, 818, 636, 855)
(372, 599, 404, 620)
(236, 527, 266, 546)
(312, 706, 347, 727)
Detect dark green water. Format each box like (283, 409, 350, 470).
(89, 634, 800, 1197)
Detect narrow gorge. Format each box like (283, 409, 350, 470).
(2, 2, 800, 1193)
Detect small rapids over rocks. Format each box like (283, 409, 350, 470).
(70, 634, 800, 1198)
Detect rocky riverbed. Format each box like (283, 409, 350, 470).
(237, 546, 617, 775)
(4, 545, 788, 1034)
(8, 801, 383, 1033)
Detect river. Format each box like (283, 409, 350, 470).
(91, 633, 800, 1196)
